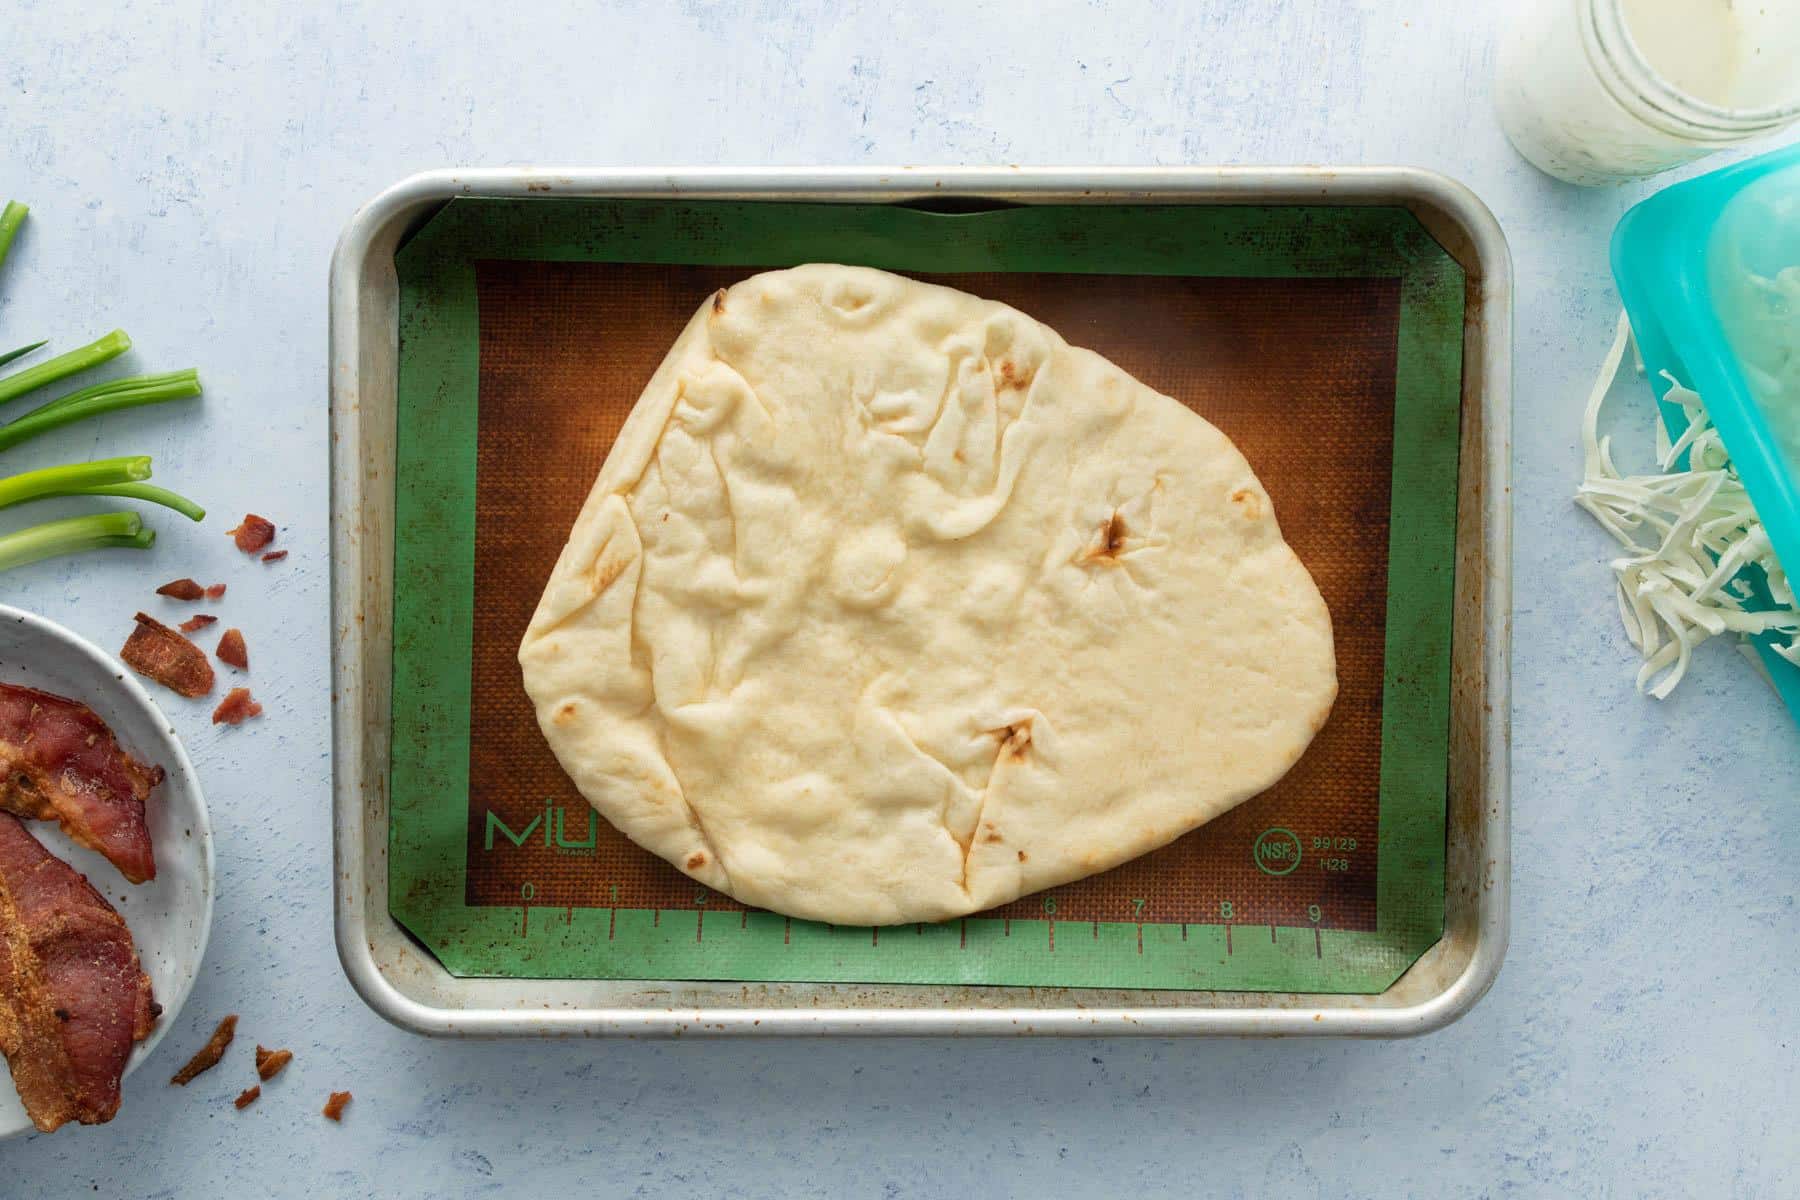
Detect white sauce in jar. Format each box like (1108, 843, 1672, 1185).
(1496, 0, 1800, 185)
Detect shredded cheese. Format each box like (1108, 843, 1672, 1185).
(1575, 311, 1799, 698)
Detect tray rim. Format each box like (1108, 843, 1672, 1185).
(329, 165, 1512, 1037)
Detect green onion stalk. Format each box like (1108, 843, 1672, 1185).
(0, 456, 203, 521)
(0, 201, 206, 571)
(0, 510, 153, 572)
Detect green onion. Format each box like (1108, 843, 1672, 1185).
(0, 510, 153, 572)
(66, 481, 205, 522)
(0, 455, 150, 508)
(0, 201, 25, 274)
(0, 202, 207, 573)
(0, 369, 200, 453)
(0, 329, 131, 408)
(0, 455, 203, 521)
(0, 341, 45, 370)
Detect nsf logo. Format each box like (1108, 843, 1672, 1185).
(1252, 827, 1302, 876)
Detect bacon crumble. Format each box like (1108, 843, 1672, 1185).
(227, 515, 276, 554)
(211, 688, 262, 726)
(170, 1014, 237, 1086)
(121, 613, 215, 699)
(216, 628, 248, 671)
(254, 1045, 292, 1081)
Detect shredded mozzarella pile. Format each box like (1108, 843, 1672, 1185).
(1575, 311, 1800, 698)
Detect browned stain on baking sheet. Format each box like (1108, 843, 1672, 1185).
(467, 262, 1399, 930)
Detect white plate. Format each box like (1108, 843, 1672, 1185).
(0, 604, 214, 1139)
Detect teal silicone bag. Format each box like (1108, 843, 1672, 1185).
(1612, 143, 1800, 722)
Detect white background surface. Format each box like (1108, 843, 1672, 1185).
(3, 2, 1798, 1196)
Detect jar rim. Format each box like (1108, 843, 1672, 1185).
(1592, 0, 1800, 133)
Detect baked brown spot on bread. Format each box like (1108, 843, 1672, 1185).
(1076, 512, 1130, 566)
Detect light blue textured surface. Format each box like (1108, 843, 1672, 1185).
(3, 2, 1797, 1196)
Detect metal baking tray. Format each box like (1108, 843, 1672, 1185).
(329, 167, 1511, 1037)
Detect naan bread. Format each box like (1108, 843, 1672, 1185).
(519, 265, 1336, 926)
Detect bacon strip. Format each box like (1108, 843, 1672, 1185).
(0, 683, 161, 884)
(260, 551, 287, 564)
(322, 1090, 351, 1121)
(121, 613, 215, 699)
(227, 515, 275, 554)
(234, 1084, 260, 1110)
(178, 614, 218, 634)
(154, 579, 204, 601)
(203, 583, 226, 600)
(0, 813, 156, 1132)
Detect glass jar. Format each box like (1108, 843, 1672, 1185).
(1496, 0, 1800, 186)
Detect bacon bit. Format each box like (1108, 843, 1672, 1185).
(255, 1045, 292, 1082)
(211, 688, 261, 726)
(233, 1085, 261, 1110)
(154, 578, 204, 601)
(178, 614, 218, 633)
(121, 613, 215, 699)
(322, 1091, 352, 1122)
(227, 514, 276, 554)
(170, 1015, 237, 1086)
(216, 628, 248, 670)
(204, 583, 227, 600)
(261, 551, 287, 563)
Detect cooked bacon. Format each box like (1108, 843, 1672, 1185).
(170, 1014, 236, 1085)
(0, 813, 156, 1132)
(154, 579, 204, 601)
(211, 688, 262, 726)
(216, 629, 248, 671)
(233, 1085, 260, 1110)
(204, 583, 227, 600)
(260, 551, 287, 564)
(121, 613, 215, 699)
(322, 1090, 351, 1122)
(255, 1044, 291, 1081)
(227, 515, 275, 554)
(178, 614, 218, 634)
(0, 682, 161, 884)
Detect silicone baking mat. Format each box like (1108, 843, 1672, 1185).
(389, 198, 1464, 991)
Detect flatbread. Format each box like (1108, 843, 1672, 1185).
(519, 265, 1337, 925)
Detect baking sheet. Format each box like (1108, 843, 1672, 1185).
(388, 198, 1464, 992)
